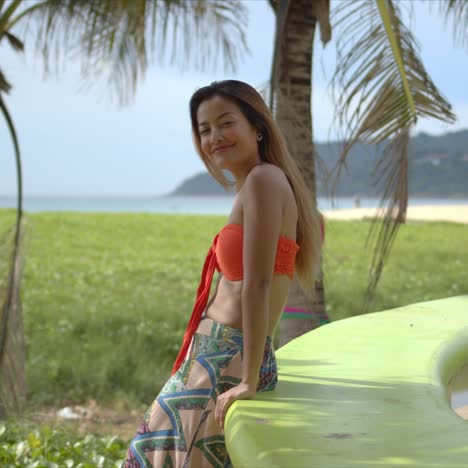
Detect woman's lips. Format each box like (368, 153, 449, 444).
(213, 144, 234, 153)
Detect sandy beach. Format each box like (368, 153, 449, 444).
(322, 204, 468, 224)
(454, 405, 468, 420)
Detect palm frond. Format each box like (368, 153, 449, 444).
(0, 0, 24, 93)
(328, 0, 456, 309)
(437, 0, 468, 49)
(0, 68, 12, 93)
(4, 30, 23, 50)
(12, 0, 250, 106)
(0, 0, 22, 35)
(364, 127, 408, 300)
(315, 0, 331, 45)
(267, 0, 276, 12)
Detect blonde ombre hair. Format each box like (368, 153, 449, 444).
(189, 80, 322, 298)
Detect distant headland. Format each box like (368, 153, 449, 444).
(167, 129, 468, 198)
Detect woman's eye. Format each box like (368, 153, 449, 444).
(200, 129, 209, 135)
(222, 121, 233, 126)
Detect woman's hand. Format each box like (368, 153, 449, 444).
(215, 383, 256, 430)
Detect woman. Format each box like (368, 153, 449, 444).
(122, 80, 322, 467)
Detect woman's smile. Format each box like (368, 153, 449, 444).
(213, 144, 234, 153)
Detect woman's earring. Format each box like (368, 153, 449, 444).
(256, 132, 263, 142)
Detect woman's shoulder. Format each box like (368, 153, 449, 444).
(242, 164, 291, 215)
(247, 162, 288, 189)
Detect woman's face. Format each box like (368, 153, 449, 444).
(196, 94, 259, 172)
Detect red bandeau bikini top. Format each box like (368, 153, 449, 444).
(171, 223, 300, 375)
(216, 223, 300, 280)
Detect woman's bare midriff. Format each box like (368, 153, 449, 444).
(204, 165, 298, 338)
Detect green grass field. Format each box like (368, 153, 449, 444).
(1, 210, 467, 410)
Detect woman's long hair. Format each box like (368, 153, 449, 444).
(189, 80, 322, 298)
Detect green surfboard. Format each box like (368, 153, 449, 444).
(225, 296, 468, 467)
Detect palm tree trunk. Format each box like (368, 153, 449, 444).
(272, 0, 329, 347)
(0, 94, 26, 418)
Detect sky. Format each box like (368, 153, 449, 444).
(1, 0, 467, 197)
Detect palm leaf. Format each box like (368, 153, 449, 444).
(436, 0, 468, 49)
(3, 30, 23, 50)
(12, 0, 250, 106)
(0, 68, 12, 93)
(0, 0, 22, 34)
(328, 0, 456, 309)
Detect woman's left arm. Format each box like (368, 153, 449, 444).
(215, 166, 283, 428)
(240, 166, 282, 389)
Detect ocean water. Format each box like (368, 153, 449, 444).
(0, 195, 467, 215)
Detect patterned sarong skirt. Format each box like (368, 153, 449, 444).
(122, 316, 278, 467)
